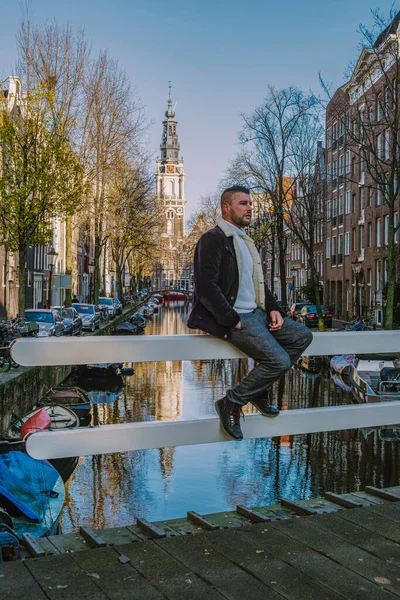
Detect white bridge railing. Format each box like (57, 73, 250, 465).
(10, 331, 400, 460)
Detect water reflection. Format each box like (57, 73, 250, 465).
(60, 302, 400, 531)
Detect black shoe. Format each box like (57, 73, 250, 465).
(215, 397, 243, 440)
(249, 397, 280, 417)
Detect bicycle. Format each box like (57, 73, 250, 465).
(0, 344, 19, 373)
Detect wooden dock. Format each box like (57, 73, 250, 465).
(1, 486, 400, 599)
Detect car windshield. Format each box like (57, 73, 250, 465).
(74, 304, 94, 314)
(25, 311, 53, 323)
(62, 308, 74, 319)
(99, 298, 113, 306)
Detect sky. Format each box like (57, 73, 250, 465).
(0, 0, 397, 217)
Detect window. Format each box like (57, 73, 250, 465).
(332, 196, 337, 226)
(345, 190, 351, 213)
(360, 149, 365, 174)
(345, 151, 350, 173)
(340, 116, 345, 137)
(326, 127, 332, 149)
(384, 258, 388, 284)
(352, 193, 356, 213)
(368, 187, 373, 207)
(338, 194, 344, 217)
(345, 231, 350, 255)
(385, 130, 390, 160)
(376, 260, 381, 290)
(359, 225, 364, 251)
(339, 154, 344, 177)
(346, 110, 350, 130)
(376, 217, 382, 247)
(326, 238, 331, 258)
(326, 163, 331, 183)
(332, 236, 336, 261)
(377, 185, 382, 206)
(368, 222, 372, 247)
(377, 133, 382, 159)
(385, 86, 392, 113)
(360, 187, 365, 211)
(352, 156, 356, 176)
(333, 122, 338, 144)
(377, 93, 382, 121)
(338, 234, 343, 262)
(395, 212, 398, 244)
(384, 215, 389, 245)
(352, 227, 356, 251)
(333, 160, 338, 182)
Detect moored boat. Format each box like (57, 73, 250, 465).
(0, 451, 64, 552)
(2, 405, 80, 482)
(38, 387, 91, 420)
(163, 290, 188, 301)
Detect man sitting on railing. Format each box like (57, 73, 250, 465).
(188, 185, 313, 440)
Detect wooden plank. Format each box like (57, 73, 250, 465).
(324, 492, 363, 509)
(22, 533, 45, 557)
(236, 504, 271, 523)
(348, 492, 386, 506)
(187, 511, 220, 531)
(115, 540, 226, 599)
(47, 531, 88, 553)
(156, 533, 283, 600)
(204, 527, 343, 600)
(25, 553, 109, 600)
(0, 561, 48, 600)
(270, 516, 400, 597)
(94, 526, 142, 546)
(35, 536, 60, 556)
(136, 518, 167, 539)
(313, 511, 400, 563)
(339, 505, 400, 543)
(365, 486, 400, 502)
(280, 498, 317, 516)
(79, 526, 107, 548)
(239, 522, 392, 600)
(364, 502, 400, 522)
(71, 546, 164, 600)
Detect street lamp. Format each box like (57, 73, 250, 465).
(47, 246, 58, 308)
(352, 259, 361, 317)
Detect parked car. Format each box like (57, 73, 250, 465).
(289, 302, 310, 319)
(292, 304, 333, 328)
(52, 306, 82, 336)
(113, 298, 122, 315)
(98, 297, 116, 319)
(72, 303, 101, 332)
(25, 309, 65, 337)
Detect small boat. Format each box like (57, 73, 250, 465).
(2, 406, 80, 483)
(163, 291, 187, 301)
(76, 363, 123, 377)
(0, 451, 64, 549)
(38, 387, 91, 420)
(151, 294, 163, 304)
(111, 321, 139, 335)
(347, 355, 400, 403)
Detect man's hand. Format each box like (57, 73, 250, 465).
(268, 310, 284, 331)
(235, 321, 242, 329)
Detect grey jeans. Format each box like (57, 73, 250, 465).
(226, 308, 313, 406)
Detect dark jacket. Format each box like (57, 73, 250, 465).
(187, 224, 283, 338)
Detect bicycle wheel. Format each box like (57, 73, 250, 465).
(0, 357, 11, 373)
(10, 359, 19, 369)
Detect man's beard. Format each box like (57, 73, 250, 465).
(231, 213, 251, 228)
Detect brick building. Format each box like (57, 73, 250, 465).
(324, 13, 400, 325)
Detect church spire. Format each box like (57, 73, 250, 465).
(160, 82, 179, 161)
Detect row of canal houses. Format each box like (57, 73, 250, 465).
(0, 77, 125, 318)
(262, 12, 400, 326)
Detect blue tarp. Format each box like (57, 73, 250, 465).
(0, 452, 59, 521)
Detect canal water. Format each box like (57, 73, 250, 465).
(60, 302, 400, 532)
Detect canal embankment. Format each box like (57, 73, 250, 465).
(0, 299, 145, 431)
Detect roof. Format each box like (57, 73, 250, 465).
(374, 10, 400, 48)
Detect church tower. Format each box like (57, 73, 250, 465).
(156, 84, 186, 240)
(156, 84, 189, 290)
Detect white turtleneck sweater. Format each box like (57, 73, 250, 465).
(223, 219, 257, 314)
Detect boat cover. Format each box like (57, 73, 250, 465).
(0, 452, 59, 521)
(330, 354, 356, 374)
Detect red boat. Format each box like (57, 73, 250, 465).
(163, 291, 188, 301)
(21, 408, 51, 437)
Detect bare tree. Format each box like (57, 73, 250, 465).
(321, 8, 400, 328)
(82, 50, 148, 299)
(228, 87, 319, 306)
(17, 16, 90, 305)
